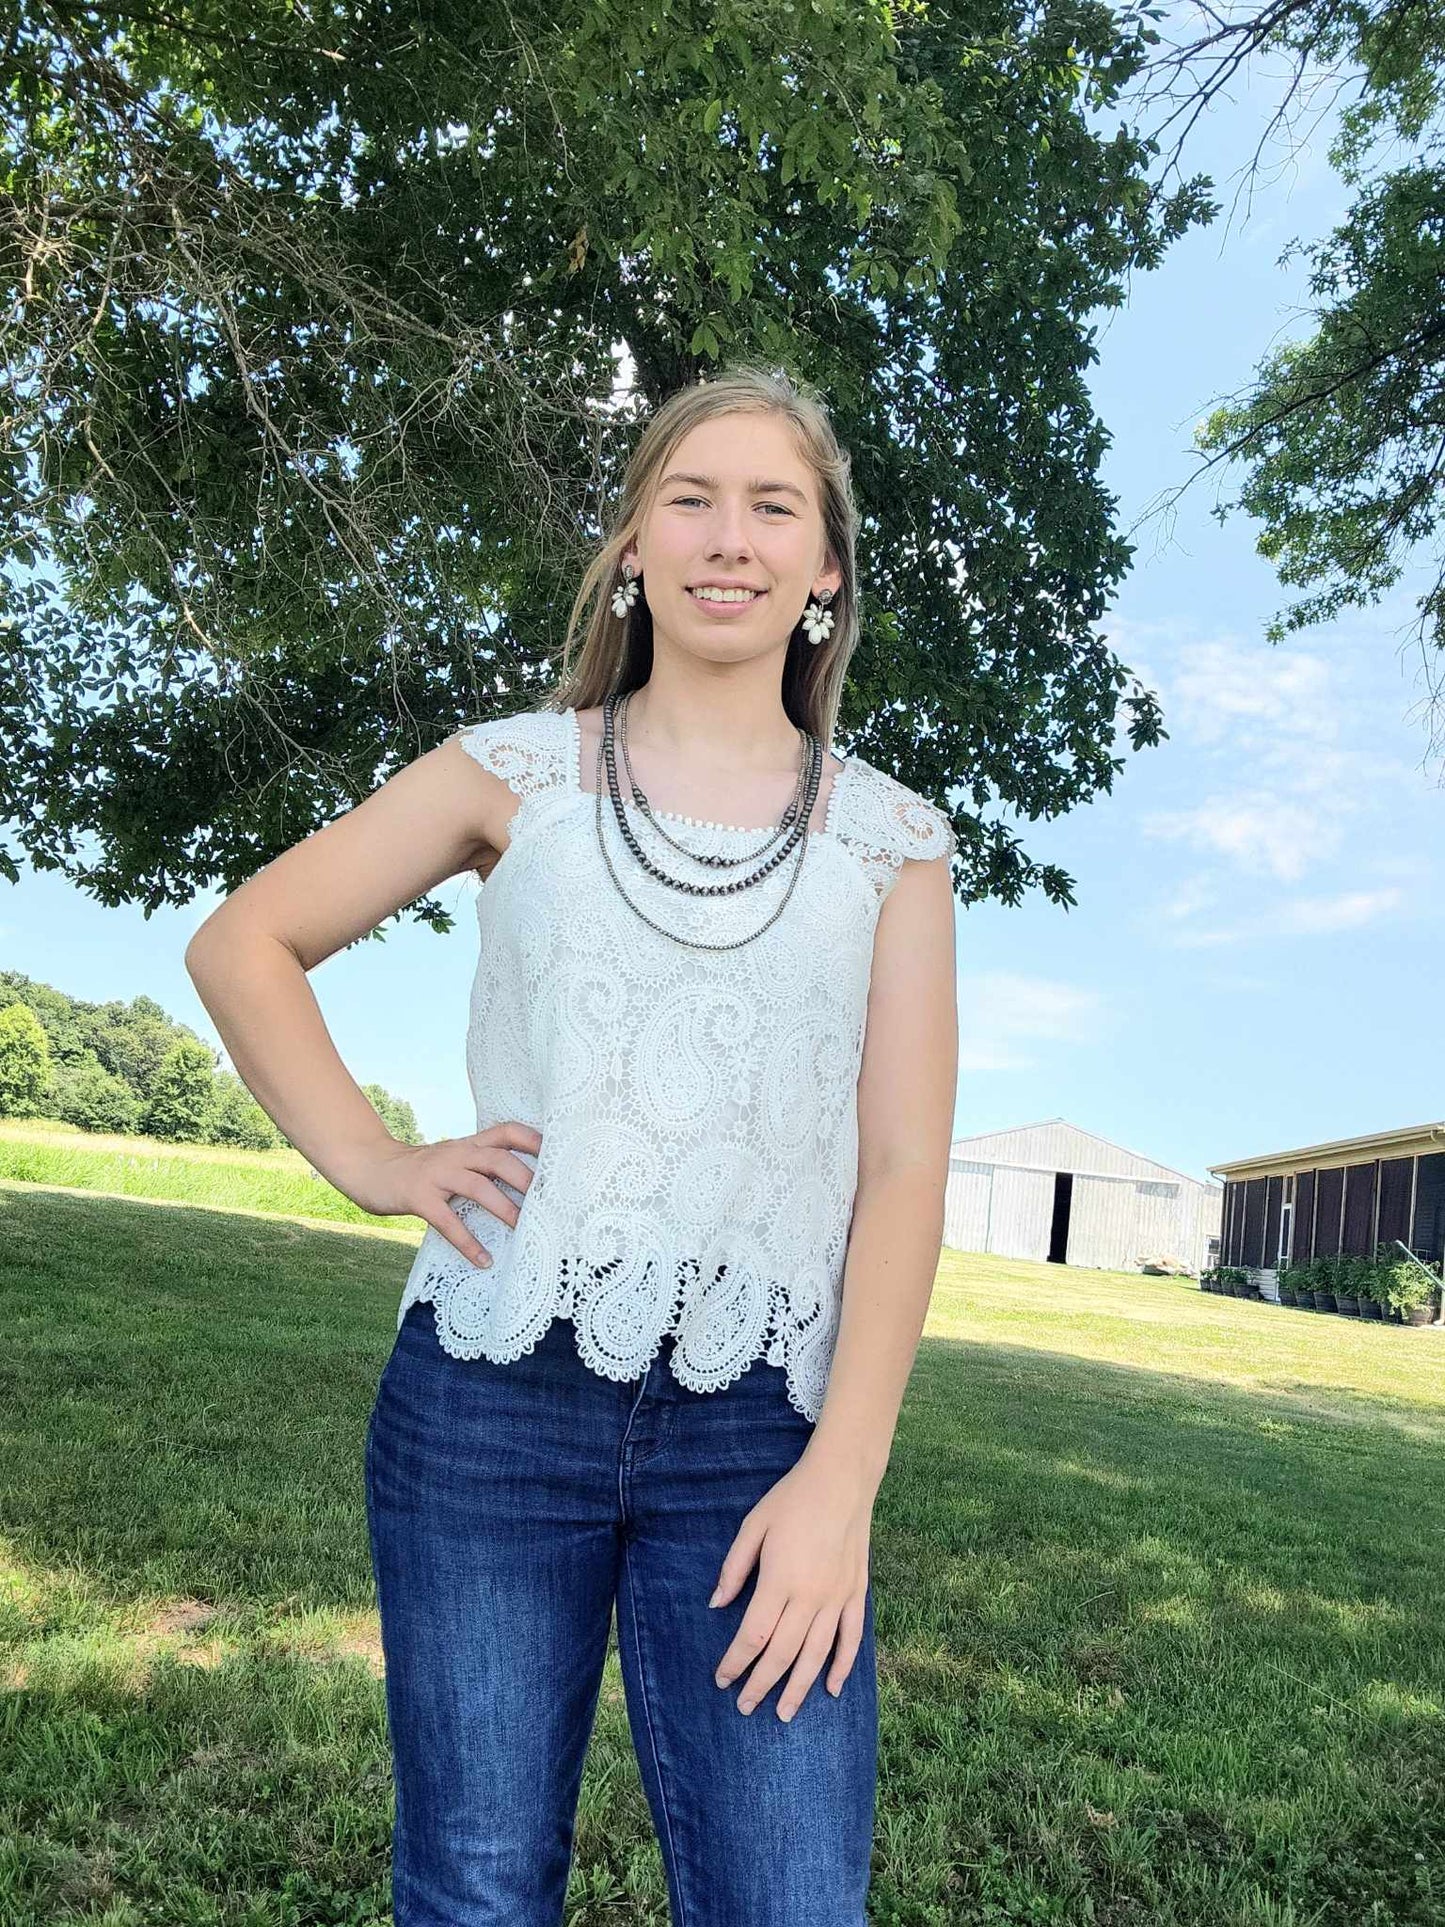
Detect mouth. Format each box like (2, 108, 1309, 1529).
(686, 586, 768, 611)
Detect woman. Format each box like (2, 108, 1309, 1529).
(185, 363, 959, 1925)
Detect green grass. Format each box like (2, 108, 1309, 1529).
(2, 1127, 1442, 1924)
(0, 1117, 426, 1238)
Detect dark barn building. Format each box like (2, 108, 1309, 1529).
(1210, 1122, 1445, 1273)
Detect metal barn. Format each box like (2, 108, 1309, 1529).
(1210, 1120, 1445, 1271)
(943, 1119, 1223, 1273)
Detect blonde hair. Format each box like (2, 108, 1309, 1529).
(546, 362, 860, 748)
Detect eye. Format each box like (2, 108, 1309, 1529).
(670, 496, 793, 516)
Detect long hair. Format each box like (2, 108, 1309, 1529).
(547, 363, 860, 748)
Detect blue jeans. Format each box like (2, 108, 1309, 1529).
(364, 1299, 879, 1925)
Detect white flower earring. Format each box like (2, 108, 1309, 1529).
(801, 587, 835, 646)
(611, 561, 641, 620)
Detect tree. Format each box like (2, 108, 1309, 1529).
(0, 0, 1215, 918)
(0, 968, 430, 1146)
(207, 1070, 282, 1150)
(0, 972, 91, 1066)
(46, 1049, 142, 1135)
(0, 972, 215, 1124)
(140, 1037, 219, 1143)
(1139, 0, 1445, 764)
(0, 1001, 51, 1116)
(362, 1084, 424, 1146)
(85, 996, 194, 1096)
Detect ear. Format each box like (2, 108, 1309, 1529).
(813, 555, 843, 601)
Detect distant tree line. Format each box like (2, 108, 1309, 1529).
(0, 971, 421, 1152)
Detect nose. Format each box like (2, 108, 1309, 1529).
(706, 497, 758, 557)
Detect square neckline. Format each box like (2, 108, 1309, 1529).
(561, 705, 851, 841)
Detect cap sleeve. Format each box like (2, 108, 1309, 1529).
(451, 708, 573, 803)
(830, 758, 958, 901)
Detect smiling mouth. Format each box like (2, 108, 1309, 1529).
(686, 587, 767, 604)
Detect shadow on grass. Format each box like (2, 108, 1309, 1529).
(5, 1184, 1444, 1923)
(2, 1182, 1440, 1637)
(2, 1182, 407, 1611)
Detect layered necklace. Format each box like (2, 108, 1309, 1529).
(592, 688, 825, 952)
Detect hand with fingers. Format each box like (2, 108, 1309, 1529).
(333, 1120, 543, 1266)
(708, 1453, 875, 1724)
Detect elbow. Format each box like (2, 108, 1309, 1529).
(184, 909, 243, 982)
(186, 915, 300, 983)
(184, 923, 227, 994)
(857, 1156, 948, 1201)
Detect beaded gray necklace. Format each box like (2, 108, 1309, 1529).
(592, 689, 825, 953)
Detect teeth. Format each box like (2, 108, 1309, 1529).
(689, 586, 761, 603)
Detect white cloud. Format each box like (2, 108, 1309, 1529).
(1167, 638, 1337, 747)
(1275, 888, 1403, 934)
(1154, 873, 1220, 921)
(1160, 885, 1404, 947)
(958, 971, 1103, 1073)
(1129, 628, 1438, 955)
(1166, 923, 1240, 950)
(1142, 791, 1335, 881)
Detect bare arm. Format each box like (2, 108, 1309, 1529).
(702, 849, 959, 1723)
(805, 849, 959, 1485)
(184, 733, 539, 1259)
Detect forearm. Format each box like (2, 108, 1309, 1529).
(805, 1167, 946, 1491)
(184, 929, 394, 1187)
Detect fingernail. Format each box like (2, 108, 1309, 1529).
(738, 1699, 755, 1715)
(708, 1587, 723, 1607)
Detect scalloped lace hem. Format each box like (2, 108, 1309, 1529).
(396, 1259, 832, 1424)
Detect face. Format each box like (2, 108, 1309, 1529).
(620, 411, 842, 661)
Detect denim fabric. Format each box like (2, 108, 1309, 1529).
(364, 1297, 878, 1926)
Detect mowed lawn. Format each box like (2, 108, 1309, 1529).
(2, 1127, 1443, 1925)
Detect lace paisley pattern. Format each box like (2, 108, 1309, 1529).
(396, 705, 956, 1421)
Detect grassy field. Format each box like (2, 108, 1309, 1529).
(0, 1117, 426, 1238)
(2, 1124, 1442, 1925)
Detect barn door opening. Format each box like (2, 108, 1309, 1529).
(1048, 1171, 1073, 1264)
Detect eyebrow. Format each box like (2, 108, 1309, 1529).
(660, 471, 810, 504)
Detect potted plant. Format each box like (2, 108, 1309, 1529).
(1334, 1254, 1363, 1318)
(1356, 1259, 1384, 1321)
(1383, 1255, 1439, 1328)
(1277, 1268, 1298, 1307)
(1354, 1254, 1377, 1314)
(1308, 1255, 1337, 1313)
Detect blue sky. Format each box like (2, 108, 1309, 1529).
(4, 62, 1440, 1186)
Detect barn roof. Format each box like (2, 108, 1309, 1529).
(1210, 1120, 1445, 1178)
(948, 1118, 1215, 1191)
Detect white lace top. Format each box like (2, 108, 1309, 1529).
(396, 704, 956, 1421)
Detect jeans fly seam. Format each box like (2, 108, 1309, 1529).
(622, 1529, 690, 1927)
(618, 1370, 651, 1524)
